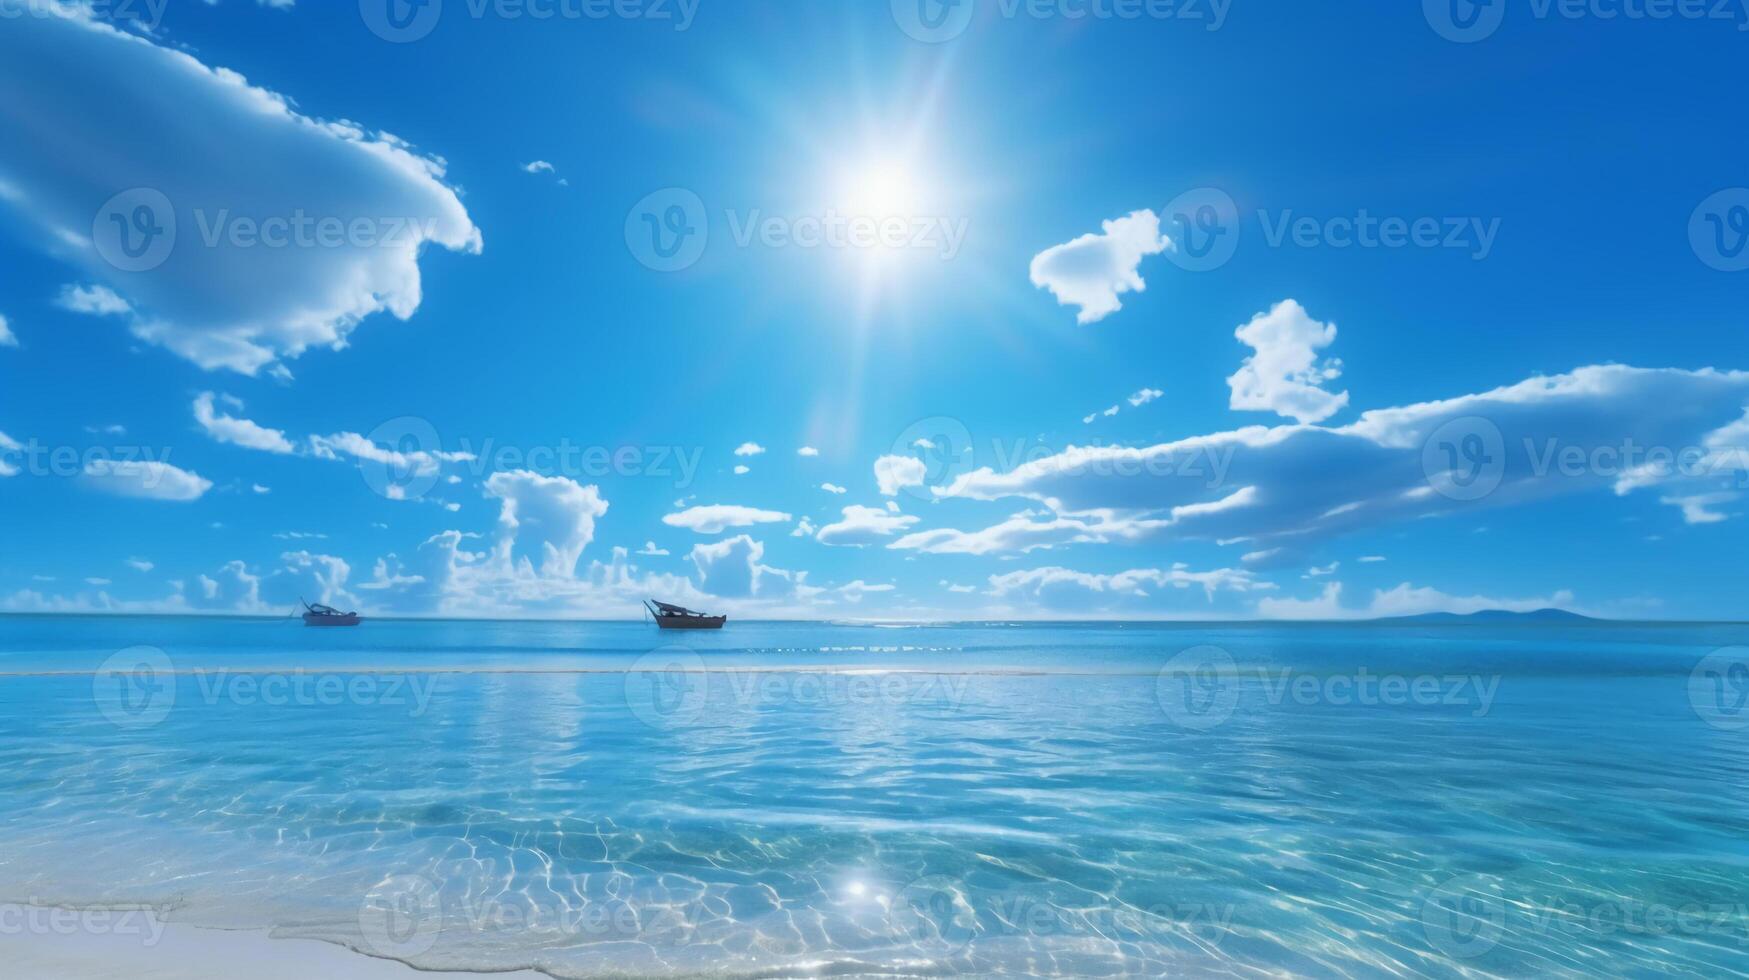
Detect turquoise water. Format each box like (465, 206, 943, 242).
(2, 616, 1748, 977)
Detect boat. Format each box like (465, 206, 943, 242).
(645, 599, 726, 630)
(301, 600, 361, 627)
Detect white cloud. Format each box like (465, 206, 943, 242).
(193, 392, 296, 454)
(821, 482, 848, 495)
(0, 9, 481, 374)
(1359, 555, 1387, 563)
(891, 512, 1112, 555)
(56, 283, 131, 316)
(733, 464, 751, 475)
(874, 454, 927, 497)
(987, 564, 1272, 604)
(815, 505, 921, 547)
(734, 442, 766, 457)
(1128, 387, 1164, 408)
(1258, 581, 1578, 620)
(836, 580, 895, 602)
(486, 470, 608, 578)
(1305, 561, 1339, 578)
(309, 430, 473, 477)
(81, 459, 212, 501)
(934, 365, 1749, 551)
(252, 483, 272, 494)
(125, 558, 154, 572)
(791, 517, 818, 538)
(0, 431, 19, 477)
(1227, 299, 1349, 424)
(85, 577, 111, 587)
(1661, 491, 1737, 525)
(689, 535, 797, 600)
(635, 541, 670, 557)
(1029, 209, 1171, 324)
(522, 160, 555, 174)
(797, 446, 820, 457)
(662, 504, 793, 534)
(0, 314, 15, 347)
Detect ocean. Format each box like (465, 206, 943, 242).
(2, 615, 1747, 977)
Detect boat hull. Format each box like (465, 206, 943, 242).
(653, 616, 726, 630)
(303, 613, 361, 627)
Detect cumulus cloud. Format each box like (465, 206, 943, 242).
(81, 459, 212, 501)
(1227, 299, 1349, 424)
(486, 470, 608, 578)
(662, 504, 793, 535)
(193, 392, 296, 454)
(1029, 209, 1171, 324)
(0, 313, 15, 347)
(0, 431, 19, 477)
(125, 558, 154, 572)
(797, 446, 820, 457)
(734, 442, 766, 457)
(815, 505, 921, 547)
(821, 482, 848, 495)
(689, 535, 797, 599)
(932, 365, 1749, 551)
(891, 511, 1116, 555)
(987, 564, 1272, 605)
(636, 540, 670, 556)
(0, 8, 481, 374)
(874, 454, 927, 497)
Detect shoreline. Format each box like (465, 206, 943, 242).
(8, 911, 548, 980)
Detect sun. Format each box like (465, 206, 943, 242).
(839, 160, 925, 218)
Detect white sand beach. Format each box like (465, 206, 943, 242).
(8, 914, 547, 980)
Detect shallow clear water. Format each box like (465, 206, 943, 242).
(2, 616, 1748, 977)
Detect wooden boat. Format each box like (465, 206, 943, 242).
(301, 600, 361, 627)
(645, 599, 726, 630)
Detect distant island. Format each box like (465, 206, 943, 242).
(1374, 608, 1600, 624)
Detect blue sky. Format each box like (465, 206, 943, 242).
(1, 0, 1746, 619)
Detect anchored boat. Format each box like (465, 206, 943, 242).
(645, 600, 726, 630)
(301, 600, 361, 627)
